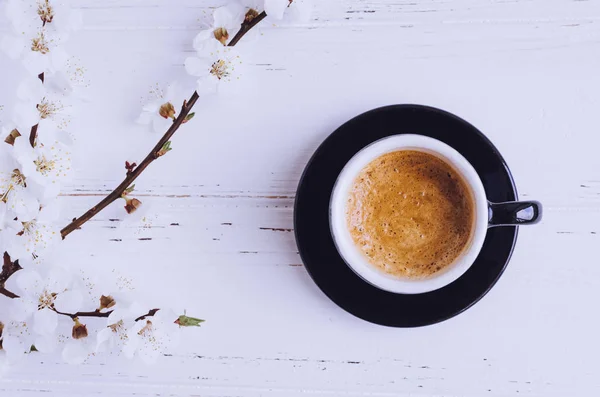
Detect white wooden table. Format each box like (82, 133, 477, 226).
(1, 0, 600, 395)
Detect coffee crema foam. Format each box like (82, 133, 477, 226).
(346, 150, 474, 279)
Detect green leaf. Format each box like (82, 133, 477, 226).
(184, 113, 195, 122)
(176, 314, 205, 327)
(124, 184, 136, 195)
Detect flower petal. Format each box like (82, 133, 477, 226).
(15, 270, 44, 297)
(47, 267, 72, 293)
(1, 334, 29, 363)
(50, 46, 69, 72)
(22, 51, 50, 76)
(32, 307, 58, 335)
(192, 30, 213, 52)
(13, 101, 40, 132)
(37, 200, 61, 223)
(54, 290, 83, 314)
(288, 0, 313, 23)
(185, 56, 211, 77)
(196, 76, 219, 96)
(17, 77, 45, 102)
(0, 35, 25, 60)
(34, 333, 58, 353)
(0, 201, 6, 225)
(9, 298, 37, 322)
(152, 115, 173, 134)
(264, 0, 288, 19)
(136, 111, 153, 125)
(213, 4, 244, 30)
(122, 336, 140, 359)
(62, 342, 88, 364)
(96, 327, 114, 353)
(11, 189, 40, 222)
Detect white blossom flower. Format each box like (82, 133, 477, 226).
(137, 82, 188, 133)
(12, 133, 71, 200)
(185, 39, 241, 95)
(1, 0, 82, 75)
(0, 143, 40, 222)
(1, 26, 69, 76)
(13, 76, 72, 133)
(193, 3, 244, 51)
(9, 200, 61, 259)
(264, 0, 312, 22)
(61, 317, 94, 364)
(5, 0, 82, 35)
(0, 320, 36, 362)
(44, 59, 90, 101)
(0, 202, 25, 258)
(62, 337, 91, 364)
(9, 267, 82, 339)
(96, 302, 143, 355)
(122, 309, 180, 364)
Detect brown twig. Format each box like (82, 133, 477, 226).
(53, 308, 159, 322)
(60, 11, 268, 238)
(28, 73, 45, 147)
(135, 308, 160, 321)
(60, 92, 199, 238)
(227, 11, 267, 47)
(0, 252, 22, 299)
(54, 308, 111, 320)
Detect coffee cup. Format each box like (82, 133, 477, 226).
(329, 134, 541, 294)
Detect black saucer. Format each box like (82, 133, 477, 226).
(294, 105, 519, 327)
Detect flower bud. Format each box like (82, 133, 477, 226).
(245, 9, 259, 23)
(124, 198, 142, 214)
(159, 102, 176, 119)
(72, 318, 88, 340)
(175, 314, 205, 327)
(213, 27, 229, 45)
(99, 295, 116, 311)
(4, 129, 21, 145)
(156, 141, 172, 157)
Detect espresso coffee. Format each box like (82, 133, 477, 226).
(346, 150, 474, 279)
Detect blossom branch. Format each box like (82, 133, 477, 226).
(60, 11, 269, 238)
(0, 252, 21, 299)
(53, 308, 159, 321)
(60, 92, 199, 238)
(53, 308, 111, 319)
(0, 252, 160, 323)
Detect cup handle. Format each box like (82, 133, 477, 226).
(488, 200, 542, 227)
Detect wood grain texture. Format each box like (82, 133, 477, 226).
(1, 0, 600, 395)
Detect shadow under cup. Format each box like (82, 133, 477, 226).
(329, 134, 542, 295)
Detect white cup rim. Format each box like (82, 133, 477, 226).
(329, 134, 489, 294)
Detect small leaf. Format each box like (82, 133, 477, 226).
(123, 184, 136, 195)
(157, 141, 172, 157)
(175, 314, 205, 327)
(183, 112, 195, 124)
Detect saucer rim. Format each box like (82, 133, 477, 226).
(294, 104, 519, 327)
